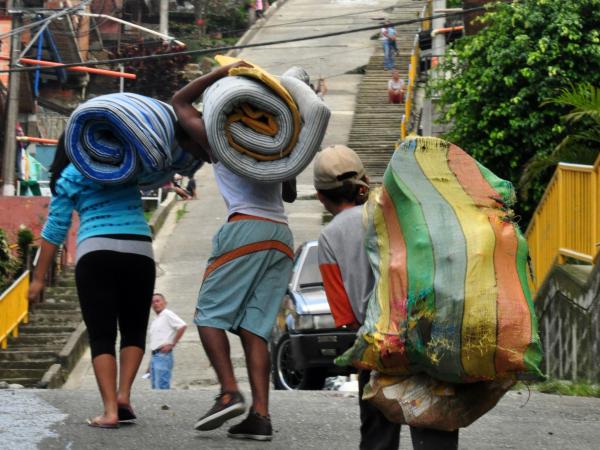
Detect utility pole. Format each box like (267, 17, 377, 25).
(2, 0, 22, 196)
(420, 0, 447, 137)
(431, 0, 446, 71)
(159, 0, 169, 37)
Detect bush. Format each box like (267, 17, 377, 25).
(0, 229, 16, 292)
(16, 227, 34, 275)
(432, 0, 600, 223)
(119, 43, 192, 102)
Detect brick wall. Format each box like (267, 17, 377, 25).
(0, 196, 78, 265)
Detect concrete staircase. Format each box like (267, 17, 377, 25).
(0, 268, 86, 388)
(347, 6, 424, 182)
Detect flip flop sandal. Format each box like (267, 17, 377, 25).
(87, 418, 119, 429)
(118, 405, 137, 423)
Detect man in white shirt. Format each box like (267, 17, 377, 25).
(149, 293, 187, 389)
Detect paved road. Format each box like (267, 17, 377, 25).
(1, 389, 599, 449)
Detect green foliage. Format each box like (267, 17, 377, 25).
(0, 229, 16, 292)
(432, 0, 600, 222)
(514, 379, 600, 398)
(520, 83, 600, 192)
(204, 1, 248, 36)
(16, 227, 34, 275)
(175, 203, 188, 223)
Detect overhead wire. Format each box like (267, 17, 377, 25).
(7, 1, 430, 61)
(116, 1, 425, 43)
(0, 6, 488, 75)
(0, 0, 92, 40)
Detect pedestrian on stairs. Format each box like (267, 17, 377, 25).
(388, 69, 405, 104)
(381, 20, 397, 70)
(28, 133, 155, 429)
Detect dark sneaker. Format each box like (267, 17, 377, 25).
(227, 410, 273, 441)
(194, 391, 246, 431)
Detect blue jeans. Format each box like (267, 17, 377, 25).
(151, 351, 173, 389)
(383, 40, 395, 70)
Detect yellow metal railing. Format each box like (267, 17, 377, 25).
(0, 271, 30, 350)
(526, 153, 600, 290)
(401, 39, 420, 139)
(401, 1, 426, 140)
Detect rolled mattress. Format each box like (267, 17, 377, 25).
(202, 64, 331, 182)
(64, 93, 202, 188)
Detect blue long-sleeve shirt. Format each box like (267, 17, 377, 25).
(41, 164, 151, 246)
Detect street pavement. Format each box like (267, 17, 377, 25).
(4, 1, 600, 449)
(1, 389, 599, 449)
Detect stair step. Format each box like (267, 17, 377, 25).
(0, 360, 56, 370)
(42, 289, 78, 298)
(0, 377, 41, 387)
(8, 333, 72, 346)
(0, 350, 59, 361)
(0, 368, 48, 379)
(18, 325, 77, 335)
(25, 313, 81, 326)
(33, 302, 80, 311)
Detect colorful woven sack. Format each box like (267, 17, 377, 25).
(337, 137, 543, 383)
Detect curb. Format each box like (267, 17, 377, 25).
(148, 192, 178, 237)
(227, 0, 289, 57)
(38, 364, 63, 389)
(38, 322, 88, 389)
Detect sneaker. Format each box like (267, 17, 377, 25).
(227, 410, 273, 441)
(194, 391, 246, 431)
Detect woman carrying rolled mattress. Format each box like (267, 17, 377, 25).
(28, 133, 155, 429)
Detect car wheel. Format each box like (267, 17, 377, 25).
(272, 334, 327, 390)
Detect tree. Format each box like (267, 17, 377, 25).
(520, 83, 600, 193)
(120, 43, 192, 102)
(432, 0, 600, 222)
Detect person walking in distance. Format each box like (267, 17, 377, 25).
(381, 20, 396, 70)
(149, 293, 187, 389)
(172, 62, 296, 441)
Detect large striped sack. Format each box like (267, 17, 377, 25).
(65, 93, 202, 188)
(202, 56, 330, 182)
(337, 137, 543, 383)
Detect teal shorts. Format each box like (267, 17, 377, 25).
(194, 219, 294, 341)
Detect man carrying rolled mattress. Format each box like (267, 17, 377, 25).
(172, 62, 296, 442)
(314, 145, 459, 450)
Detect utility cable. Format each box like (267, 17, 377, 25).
(0, 6, 488, 75)
(0, 0, 92, 40)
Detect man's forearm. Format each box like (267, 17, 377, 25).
(173, 65, 230, 106)
(172, 325, 187, 346)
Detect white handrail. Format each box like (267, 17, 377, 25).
(77, 12, 185, 47)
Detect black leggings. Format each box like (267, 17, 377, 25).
(75, 251, 155, 359)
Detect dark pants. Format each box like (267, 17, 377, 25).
(358, 370, 459, 450)
(76, 250, 155, 358)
